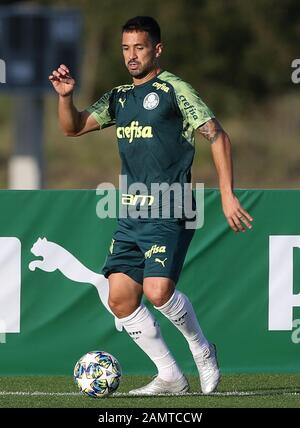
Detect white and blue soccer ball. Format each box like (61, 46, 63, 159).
(74, 351, 122, 398)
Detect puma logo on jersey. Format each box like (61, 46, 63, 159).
(116, 121, 153, 143)
(118, 98, 126, 108)
(155, 257, 167, 267)
(145, 245, 166, 259)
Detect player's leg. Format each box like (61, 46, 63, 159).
(145, 278, 220, 394)
(108, 272, 188, 395)
(144, 277, 209, 356)
(142, 221, 210, 357)
(141, 221, 220, 394)
(108, 273, 188, 394)
(103, 220, 188, 395)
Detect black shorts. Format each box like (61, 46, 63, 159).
(102, 218, 195, 285)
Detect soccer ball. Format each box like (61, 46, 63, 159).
(74, 351, 122, 398)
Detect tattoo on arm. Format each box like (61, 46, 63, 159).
(198, 118, 224, 143)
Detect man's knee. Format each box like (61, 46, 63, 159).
(108, 272, 143, 318)
(108, 296, 133, 318)
(143, 277, 175, 307)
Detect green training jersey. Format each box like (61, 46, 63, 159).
(87, 70, 214, 219)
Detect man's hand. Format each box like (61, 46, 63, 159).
(221, 192, 253, 232)
(49, 64, 75, 97)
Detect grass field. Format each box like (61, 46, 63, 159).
(0, 374, 299, 408)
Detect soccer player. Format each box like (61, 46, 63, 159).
(49, 16, 253, 395)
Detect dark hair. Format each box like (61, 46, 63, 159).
(122, 16, 161, 45)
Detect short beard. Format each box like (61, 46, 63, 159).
(127, 58, 157, 80)
(128, 68, 150, 79)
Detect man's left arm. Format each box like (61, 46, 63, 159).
(198, 119, 253, 232)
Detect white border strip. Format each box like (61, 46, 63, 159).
(0, 389, 299, 397)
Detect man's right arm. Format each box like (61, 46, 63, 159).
(49, 64, 100, 137)
(58, 94, 100, 137)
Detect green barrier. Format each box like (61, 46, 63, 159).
(0, 189, 299, 375)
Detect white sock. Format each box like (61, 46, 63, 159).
(155, 290, 209, 357)
(120, 304, 183, 382)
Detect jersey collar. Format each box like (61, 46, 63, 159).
(132, 70, 163, 90)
